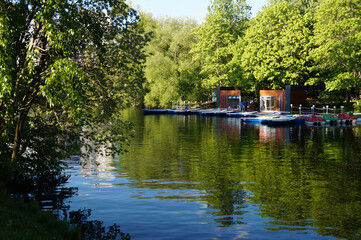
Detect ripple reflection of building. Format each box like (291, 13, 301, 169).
(216, 117, 291, 147)
(259, 125, 290, 145)
(216, 117, 243, 140)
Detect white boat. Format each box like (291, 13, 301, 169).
(260, 115, 296, 125)
(213, 109, 229, 116)
(226, 111, 258, 118)
(198, 109, 216, 116)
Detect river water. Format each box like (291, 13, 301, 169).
(62, 109, 361, 239)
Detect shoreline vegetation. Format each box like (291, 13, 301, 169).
(0, 186, 131, 240)
(0, 189, 82, 240)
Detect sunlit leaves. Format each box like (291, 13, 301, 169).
(191, 0, 250, 90)
(0, 0, 148, 173)
(0, 3, 14, 103)
(311, 0, 361, 92)
(143, 15, 204, 108)
(42, 59, 86, 124)
(241, 2, 315, 90)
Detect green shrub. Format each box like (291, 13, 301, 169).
(353, 100, 361, 113)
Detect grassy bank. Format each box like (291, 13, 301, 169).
(0, 189, 82, 240)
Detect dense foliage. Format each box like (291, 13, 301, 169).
(240, 2, 315, 90)
(142, 15, 207, 108)
(140, 0, 361, 107)
(311, 0, 361, 98)
(191, 0, 251, 90)
(0, 0, 148, 177)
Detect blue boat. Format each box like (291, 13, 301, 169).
(198, 109, 216, 116)
(167, 109, 190, 115)
(242, 117, 262, 123)
(241, 114, 296, 125)
(143, 109, 168, 114)
(226, 112, 244, 118)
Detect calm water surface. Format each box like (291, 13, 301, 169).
(63, 109, 361, 239)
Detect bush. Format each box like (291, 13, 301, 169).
(353, 100, 361, 113)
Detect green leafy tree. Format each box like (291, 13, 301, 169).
(0, 0, 148, 175)
(142, 15, 205, 108)
(268, 0, 320, 14)
(241, 2, 315, 90)
(311, 0, 361, 100)
(191, 0, 251, 91)
(290, 0, 320, 14)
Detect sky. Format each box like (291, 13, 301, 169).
(128, 0, 269, 23)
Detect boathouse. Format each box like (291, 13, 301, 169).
(260, 85, 306, 112)
(216, 87, 241, 109)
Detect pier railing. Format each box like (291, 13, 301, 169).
(290, 104, 346, 115)
(172, 101, 216, 109)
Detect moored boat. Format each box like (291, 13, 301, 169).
(213, 109, 229, 116)
(242, 117, 262, 123)
(167, 109, 190, 114)
(143, 109, 168, 114)
(322, 114, 341, 125)
(198, 109, 216, 116)
(260, 115, 296, 125)
(355, 114, 361, 124)
(337, 113, 357, 125)
(226, 111, 258, 118)
(305, 115, 326, 126)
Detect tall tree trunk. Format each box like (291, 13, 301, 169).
(11, 110, 28, 163)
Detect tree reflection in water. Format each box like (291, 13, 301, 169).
(116, 110, 361, 239)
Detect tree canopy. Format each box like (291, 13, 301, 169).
(0, 0, 148, 175)
(240, 2, 315, 90)
(127, 0, 361, 108)
(142, 15, 206, 108)
(191, 0, 251, 90)
(311, 0, 361, 97)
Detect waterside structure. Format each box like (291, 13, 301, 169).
(143, 85, 361, 126)
(143, 107, 361, 127)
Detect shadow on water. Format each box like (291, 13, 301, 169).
(5, 164, 131, 240)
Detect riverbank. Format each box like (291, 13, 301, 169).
(0, 188, 82, 240)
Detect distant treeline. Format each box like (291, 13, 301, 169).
(139, 0, 361, 108)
